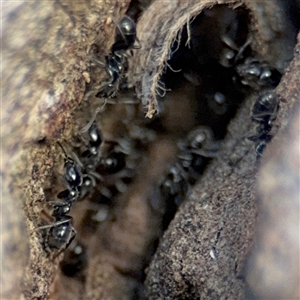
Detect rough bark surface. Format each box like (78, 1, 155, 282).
(145, 95, 259, 299)
(245, 34, 300, 300)
(2, 1, 130, 299)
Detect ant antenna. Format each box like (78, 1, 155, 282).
(57, 141, 68, 158)
(33, 218, 71, 231)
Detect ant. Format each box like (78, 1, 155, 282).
(98, 151, 126, 175)
(207, 92, 228, 115)
(178, 126, 219, 184)
(248, 90, 279, 155)
(97, 138, 132, 175)
(160, 165, 189, 206)
(38, 140, 101, 253)
(159, 127, 220, 230)
(38, 200, 75, 252)
(45, 209, 75, 252)
(59, 140, 103, 200)
(111, 15, 140, 53)
(159, 164, 189, 230)
(37, 143, 82, 252)
(95, 15, 140, 99)
(82, 16, 140, 133)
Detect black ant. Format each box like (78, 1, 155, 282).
(57, 141, 83, 197)
(159, 127, 219, 229)
(207, 92, 228, 115)
(95, 54, 124, 99)
(38, 140, 101, 253)
(95, 134, 137, 178)
(160, 164, 189, 230)
(59, 141, 103, 200)
(38, 201, 75, 252)
(160, 165, 189, 206)
(46, 208, 75, 251)
(81, 16, 140, 133)
(248, 90, 279, 155)
(178, 126, 219, 184)
(37, 143, 81, 252)
(111, 15, 140, 53)
(162, 127, 218, 192)
(219, 35, 250, 68)
(97, 138, 132, 175)
(95, 16, 140, 99)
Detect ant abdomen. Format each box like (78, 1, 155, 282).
(47, 216, 75, 251)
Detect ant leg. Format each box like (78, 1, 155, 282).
(70, 150, 85, 169)
(91, 58, 105, 67)
(88, 171, 103, 181)
(81, 99, 107, 133)
(57, 141, 69, 158)
(235, 38, 251, 62)
(221, 35, 239, 51)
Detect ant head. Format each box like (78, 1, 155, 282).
(118, 16, 136, 36)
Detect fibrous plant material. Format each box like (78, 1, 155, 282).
(1, 0, 299, 300)
(130, 0, 297, 118)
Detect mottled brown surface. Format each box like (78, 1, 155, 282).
(2, 1, 129, 299)
(2, 0, 128, 148)
(145, 91, 259, 300)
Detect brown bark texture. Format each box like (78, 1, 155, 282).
(245, 35, 300, 300)
(1, 0, 299, 300)
(2, 1, 130, 299)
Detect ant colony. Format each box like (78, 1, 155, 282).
(37, 5, 282, 284)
